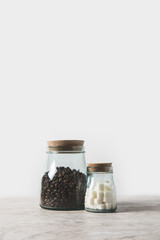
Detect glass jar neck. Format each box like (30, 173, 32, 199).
(88, 171, 114, 183)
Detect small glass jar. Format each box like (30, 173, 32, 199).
(40, 140, 87, 210)
(85, 163, 117, 213)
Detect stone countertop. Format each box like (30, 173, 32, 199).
(0, 196, 160, 240)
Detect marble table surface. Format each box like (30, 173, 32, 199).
(0, 196, 160, 240)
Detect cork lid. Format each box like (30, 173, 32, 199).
(88, 162, 112, 172)
(47, 140, 84, 152)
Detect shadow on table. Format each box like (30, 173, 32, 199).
(117, 199, 160, 213)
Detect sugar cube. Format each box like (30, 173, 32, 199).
(95, 183, 104, 191)
(105, 203, 112, 210)
(103, 196, 112, 203)
(94, 198, 103, 205)
(97, 204, 106, 210)
(104, 190, 112, 197)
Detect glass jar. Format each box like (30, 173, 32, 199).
(40, 140, 87, 210)
(85, 163, 117, 213)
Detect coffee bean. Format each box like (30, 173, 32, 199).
(40, 167, 86, 209)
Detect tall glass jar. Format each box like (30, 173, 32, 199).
(85, 163, 117, 213)
(40, 140, 87, 210)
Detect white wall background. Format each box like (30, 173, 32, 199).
(0, 0, 160, 197)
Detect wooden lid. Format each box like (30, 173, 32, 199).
(48, 140, 84, 147)
(47, 140, 84, 152)
(88, 162, 112, 172)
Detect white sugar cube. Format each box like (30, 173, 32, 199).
(103, 196, 112, 203)
(87, 197, 94, 205)
(105, 203, 112, 210)
(104, 182, 112, 191)
(85, 202, 96, 209)
(94, 198, 103, 205)
(85, 203, 90, 208)
(96, 183, 104, 191)
(97, 204, 106, 210)
(85, 202, 90, 208)
(96, 191, 104, 199)
(104, 190, 112, 198)
(88, 189, 97, 198)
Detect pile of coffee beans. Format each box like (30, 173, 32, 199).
(40, 167, 86, 209)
